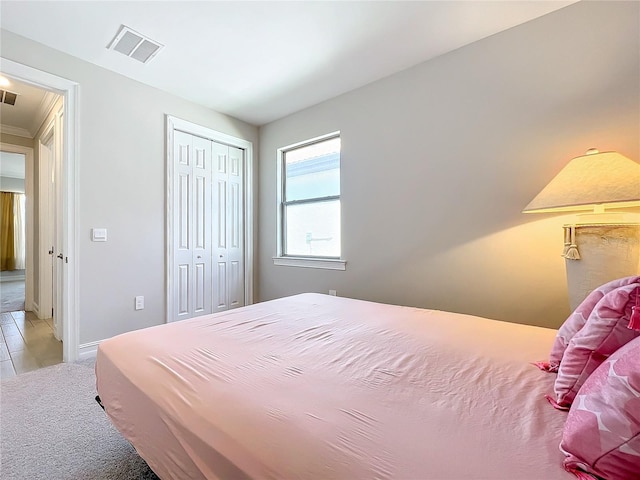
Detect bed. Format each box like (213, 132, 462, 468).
(95, 293, 570, 479)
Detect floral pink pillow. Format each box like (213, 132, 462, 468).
(552, 283, 640, 409)
(549, 275, 640, 370)
(560, 336, 640, 480)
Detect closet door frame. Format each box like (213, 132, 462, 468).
(165, 115, 254, 323)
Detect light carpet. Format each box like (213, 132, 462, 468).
(1, 280, 25, 313)
(0, 361, 159, 479)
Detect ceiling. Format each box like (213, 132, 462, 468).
(0, 1, 576, 126)
(0, 76, 59, 137)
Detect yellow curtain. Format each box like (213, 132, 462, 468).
(0, 192, 17, 271)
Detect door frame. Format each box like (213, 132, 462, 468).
(165, 115, 254, 323)
(0, 143, 34, 310)
(1, 57, 80, 362)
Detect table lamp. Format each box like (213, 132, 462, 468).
(523, 149, 640, 310)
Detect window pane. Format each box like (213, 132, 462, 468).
(285, 200, 340, 257)
(285, 137, 340, 201)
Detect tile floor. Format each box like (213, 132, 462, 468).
(0, 311, 63, 379)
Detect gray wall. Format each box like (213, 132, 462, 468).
(0, 29, 259, 344)
(258, 1, 640, 329)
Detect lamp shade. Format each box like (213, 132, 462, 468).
(523, 150, 640, 213)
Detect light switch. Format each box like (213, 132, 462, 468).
(92, 228, 107, 242)
(135, 296, 144, 310)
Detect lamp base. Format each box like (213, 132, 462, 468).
(565, 224, 640, 311)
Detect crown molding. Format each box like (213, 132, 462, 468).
(30, 91, 59, 137)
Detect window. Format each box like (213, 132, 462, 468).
(274, 132, 345, 270)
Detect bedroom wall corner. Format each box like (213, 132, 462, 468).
(256, 0, 640, 329)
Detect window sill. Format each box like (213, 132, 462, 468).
(272, 256, 346, 271)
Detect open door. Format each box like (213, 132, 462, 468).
(37, 103, 64, 342)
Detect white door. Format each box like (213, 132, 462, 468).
(173, 131, 213, 321)
(212, 142, 245, 312)
(53, 110, 64, 340)
(39, 109, 64, 340)
(39, 130, 55, 321)
(171, 132, 245, 321)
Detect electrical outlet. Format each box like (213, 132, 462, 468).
(329, 290, 337, 296)
(135, 296, 144, 310)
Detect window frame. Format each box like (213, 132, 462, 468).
(273, 131, 346, 270)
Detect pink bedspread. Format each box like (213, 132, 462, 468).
(96, 293, 570, 479)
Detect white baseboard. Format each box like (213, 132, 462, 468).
(0, 275, 25, 282)
(78, 340, 102, 360)
(32, 301, 40, 316)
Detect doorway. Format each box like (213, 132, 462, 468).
(1, 57, 79, 363)
(0, 79, 63, 376)
(0, 151, 26, 314)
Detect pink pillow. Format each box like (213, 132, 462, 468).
(553, 283, 640, 408)
(549, 275, 640, 369)
(560, 336, 640, 480)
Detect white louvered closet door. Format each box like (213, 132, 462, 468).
(173, 131, 213, 321)
(212, 142, 245, 312)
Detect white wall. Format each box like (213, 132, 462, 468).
(0, 29, 259, 344)
(0, 133, 33, 149)
(0, 176, 24, 192)
(258, 1, 640, 329)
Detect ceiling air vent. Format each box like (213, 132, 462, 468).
(0, 90, 18, 106)
(108, 25, 163, 64)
